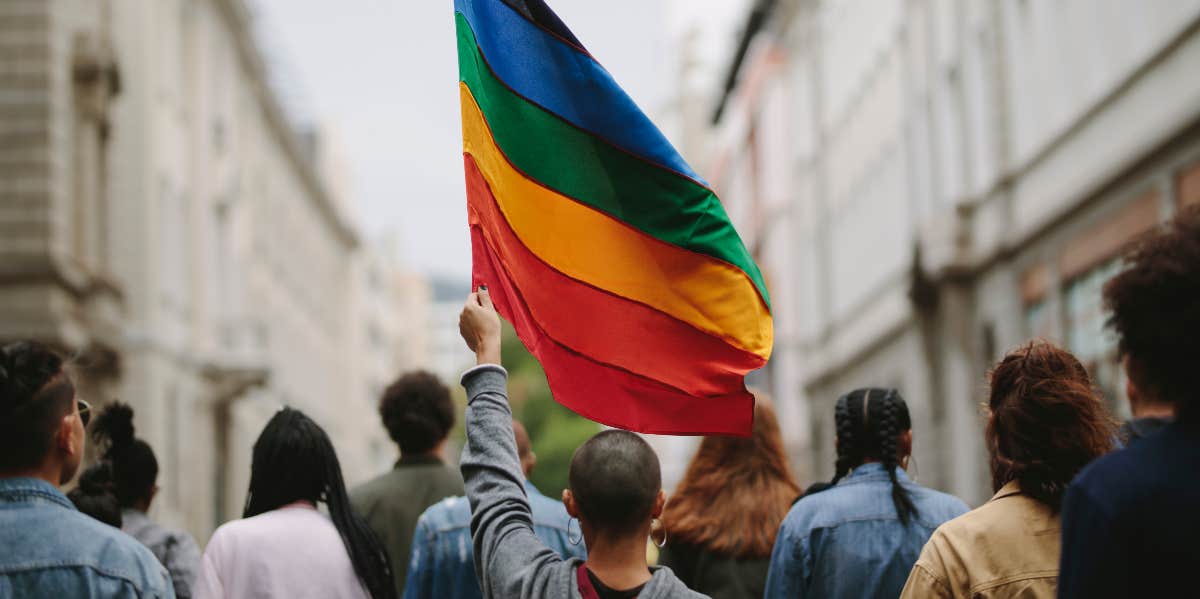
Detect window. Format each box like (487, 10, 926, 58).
(1063, 258, 1126, 411)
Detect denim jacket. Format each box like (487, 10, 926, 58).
(0, 477, 174, 598)
(403, 480, 587, 599)
(765, 463, 969, 599)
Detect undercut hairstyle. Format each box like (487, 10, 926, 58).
(832, 388, 918, 525)
(68, 462, 123, 528)
(0, 341, 75, 473)
(661, 397, 801, 558)
(378, 371, 455, 454)
(568, 429, 661, 536)
(1103, 206, 1200, 423)
(92, 403, 159, 508)
(987, 341, 1116, 511)
(244, 408, 397, 599)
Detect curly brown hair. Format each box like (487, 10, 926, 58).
(379, 370, 454, 454)
(660, 395, 800, 558)
(987, 341, 1117, 511)
(1103, 205, 1200, 422)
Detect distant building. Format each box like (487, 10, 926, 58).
(0, 0, 409, 540)
(349, 236, 433, 479)
(700, 0, 1200, 503)
(427, 275, 475, 383)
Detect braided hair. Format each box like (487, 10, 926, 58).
(831, 388, 919, 525)
(244, 408, 397, 599)
(91, 403, 159, 508)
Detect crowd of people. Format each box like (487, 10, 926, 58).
(0, 207, 1196, 598)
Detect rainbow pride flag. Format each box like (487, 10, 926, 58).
(455, 0, 773, 436)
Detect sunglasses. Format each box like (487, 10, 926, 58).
(77, 398, 91, 428)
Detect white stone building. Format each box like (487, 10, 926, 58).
(701, 0, 1200, 504)
(349, 236, 434, 477)
(0, 0, 414, 540)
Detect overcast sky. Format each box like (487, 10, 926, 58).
(253, 0, 749, 281)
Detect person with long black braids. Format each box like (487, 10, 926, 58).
(194, 408, 396, 599)
(92, 403, 201, 598)
(764, 389, 969, 598)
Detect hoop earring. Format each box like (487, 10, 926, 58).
(567, 517, 583, 546)
(650, 518, 668, 548)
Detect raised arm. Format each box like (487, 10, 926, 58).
(457, 287, 571, 598)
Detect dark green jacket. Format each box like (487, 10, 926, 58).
(351, 454, 465, 598)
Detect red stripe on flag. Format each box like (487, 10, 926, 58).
(471, 224, 753, 436)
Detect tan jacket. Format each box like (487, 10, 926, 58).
(899, 482, 1060, 599)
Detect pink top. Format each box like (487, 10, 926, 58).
(195, 502, 370, 599)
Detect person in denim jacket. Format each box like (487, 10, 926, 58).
(0, 341, 173, 598)
(403, 420, 586, 599)
(765, 388, 968, 599)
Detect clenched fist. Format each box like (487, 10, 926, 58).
(459, 285, 502, 366)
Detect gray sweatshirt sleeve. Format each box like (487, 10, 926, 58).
(460, 365, 577, 599)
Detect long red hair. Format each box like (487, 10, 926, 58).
(660, 395, 801, 558)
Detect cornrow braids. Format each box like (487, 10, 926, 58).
(830, 388, 919, 525)
(878, 390, 918, 525)
(831, 393, 861, 485)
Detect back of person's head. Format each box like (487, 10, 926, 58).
(243, 407, 396, 599)
(567, 429, 662, 538)
(987, 341, 1116, 511)
(91, 403, 158, 508)
(68, 462, 122, 528)
(513, 420, 536, 477)
(832, 388, 917, 524)
(661, 396, 801, 558)
(1103, 206, 1200, 424)
(378, 370, 454, 455)
(0, 341, 79, 480)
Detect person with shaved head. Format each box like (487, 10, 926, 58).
(403, 420, 585, 599)
(456, 286, 705, 598)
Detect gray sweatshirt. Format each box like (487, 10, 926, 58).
(460, 365, 707, 599)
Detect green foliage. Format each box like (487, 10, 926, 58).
(501, 324, 601, 498)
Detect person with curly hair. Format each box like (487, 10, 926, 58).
(658, 396, 800, 599)
(92, 403, 202, 599)
(900, 341, 1116, 598)
(1058, 206, 1200, 598)
(765, 388, 969, 599)
(68, 462, 124, 528)
(351, 370, 465, 597)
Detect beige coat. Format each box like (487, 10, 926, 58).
(899, 482, 1060, 599)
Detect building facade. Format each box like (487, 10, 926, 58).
(0, 0, 412, 540)
(704, 0, 1200, 504)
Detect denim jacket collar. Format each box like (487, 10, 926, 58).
(0, 476, 75, 511)
(838, 462, 914, 485)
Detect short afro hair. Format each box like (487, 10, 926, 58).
(1103, 205, 1200, 420)
(379, 370, 455, 454)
